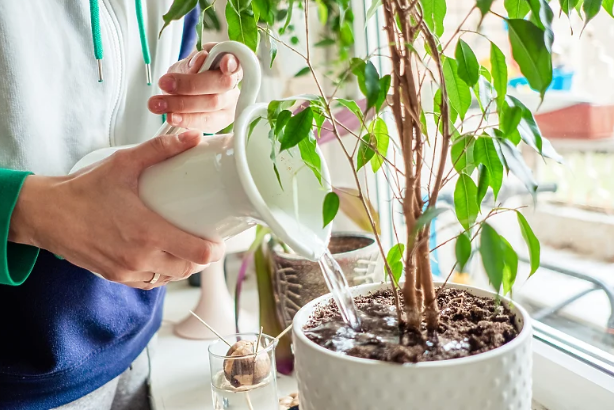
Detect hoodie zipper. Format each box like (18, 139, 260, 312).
(99, 0, 124, 148)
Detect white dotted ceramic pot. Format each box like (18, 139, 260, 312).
(292, 281, 532, 410)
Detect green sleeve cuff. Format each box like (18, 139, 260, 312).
(0, 169, 40, 286)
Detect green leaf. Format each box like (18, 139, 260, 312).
(269, 37, 278, 68)
(451, 135, 475, 174)
(474, 74, 493, 113)
(352, 61, 381, 111)
(501, 236, 519, 295)
(443, 58, 472, 120)
(474, 136, 503, 199)
(376, 75, 391, 111)
(456, 232, 472, 273)
(517, 211, 541, 276)
(505, 0, 531, 18)
(583, 0, 603, 26)
(280, 0, 294, 34)
(500, 99, 523, 136)
(273, 163, 283, 189)
(313, 110, 325, 138)
(323, 192, 340, 227)
(455, 40, 480, 87)
(507, 19, 553, 99)
(280, 107, 314, 151)
(603, 0, 614, 16)
(477, 0, 495, 17)
(490, 42, 508, 107)
(560, 0, 580, 16)
(476, 164, 490, 207)
(366, 0, 382, 22)
(299, 132, 322, 184)
(357, 133, 376, 171)
(421, 0, 447, 37)
(196, 0, 221, 50)
(253, 0, 274, 25)
(386, 243, 405, 282)
(528, 0, 554, 49)
(506, 96, 563, 162)
(226, 0, 259, 52)
(497, 138, 538, 194)
(336, 98, 363, 119)
(370, 118, 389, 172)
(454, 174, 479, 230)
(161, 0, 198, 37)
(274, 110, 292, 136)
(414, 207, 447, 235)
(294, 66, 310, 77)
(248, 117, 262, 140)
(315, 38, 336, 47)
(480, 224, 505, 292)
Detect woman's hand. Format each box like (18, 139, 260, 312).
(148, 43, 243, 133)
(9, 131, 225, 289)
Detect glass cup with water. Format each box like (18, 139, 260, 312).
(208, 333, 279, 410)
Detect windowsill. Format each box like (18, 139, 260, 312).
(151, 257, 614, 410)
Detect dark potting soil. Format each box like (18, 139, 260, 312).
(303, 287, 518, 363)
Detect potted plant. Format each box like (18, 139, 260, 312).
(160, 0, 611, 408)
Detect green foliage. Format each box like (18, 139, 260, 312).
(474, 136, 503, 199)
(454, 174, 479, 230)
(560, 0, 580, 16)
(477, 0, 495, 17)
(322, 192, 340, 227)
(160, 0, 198, 37)
(507, 19, 553, 99)
(455, 232, 472, 273)
(583, 0, 603, 27)
(443, 57, 472, 120)
(280, 107, 314, 151)
(505, 0, 531, 18)
(226, 0, 259, 52)
(370, 118, 389, 172)
(517, 211, 541, 276)
(455, 40, 480, 86)
(386, 243, 405, 282)
(421, 0, 447, 37)
(357, 133, 376, 171)
(490, 42, 508, 107)
(480, 224, 505, 292)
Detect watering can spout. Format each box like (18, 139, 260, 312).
(71, 41, 332, 262)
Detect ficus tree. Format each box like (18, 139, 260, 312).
(160, 0, 609, 337)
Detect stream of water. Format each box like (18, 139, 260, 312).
(318, 249, 362, 330)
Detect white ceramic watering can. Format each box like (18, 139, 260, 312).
(71, 41, 332, 261)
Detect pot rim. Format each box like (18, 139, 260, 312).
(292, 281, 532, 368)
(268, 231, 377, 260)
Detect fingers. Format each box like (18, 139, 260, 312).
(147, 214, 226, 266)
(165, 109, 236, 132)
(145, 251, 208, 279)
(123, 131, 201, 171)
(148, 90, 237, 115)
(158, 70, 240, 95)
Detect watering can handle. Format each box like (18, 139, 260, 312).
(154, 41, 262, 136)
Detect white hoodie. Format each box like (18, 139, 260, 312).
(0, 0, 184, 176)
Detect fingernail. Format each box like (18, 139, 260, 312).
(188, 52, 202, 68)
(150, 98, 167, 113)
(159, 75, 176, 93)
(227, 56, 238, 74)
(179, 131, 200, 143)
(170, 113, 182, 125)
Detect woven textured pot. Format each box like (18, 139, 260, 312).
(269, 232, 383, 329)
(293, 282, 533, 410)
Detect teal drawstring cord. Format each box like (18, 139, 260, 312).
(88, 0, 153, 85)
(135, 0, 153, 85)
(88, 0, 104, 82)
